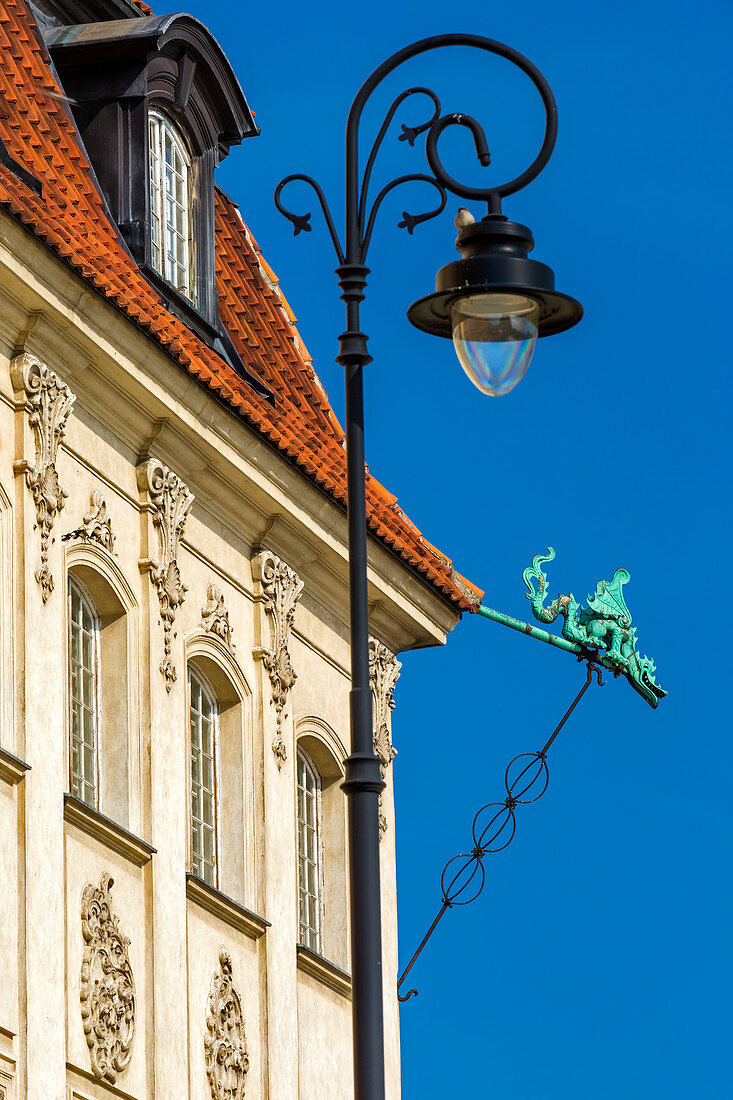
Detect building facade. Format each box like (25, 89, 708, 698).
(0, 1, 480, 1097)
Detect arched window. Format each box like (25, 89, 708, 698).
(69, 577, 99, 808)
(148, 110, 193, 300)
(189, 664, 219, 887)
(297, 746, 323, 952)
(66, 556, 134, 827)
(186, 639, 251, 903)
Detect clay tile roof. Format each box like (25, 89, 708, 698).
(0, 0, 483, 613)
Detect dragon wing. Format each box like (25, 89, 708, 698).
(586, 568, 632, 624)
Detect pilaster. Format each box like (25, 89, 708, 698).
(11, 352, 73, 1097)
(137, 457, 193, 1092)
(252, 548, 302, 1099)
(370, 638, 402, 1100)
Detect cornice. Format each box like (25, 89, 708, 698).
(63, 794, 156, 867)
(66, 1060, 138, 1100)
(296, 944, 352, 1000)
(186, 873, 269, 941)
(0, 746, 30, 786)
(180, 537, 255, 603)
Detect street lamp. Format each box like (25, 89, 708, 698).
(408, 213, 583, 395)
(276, 33, 582, 1100)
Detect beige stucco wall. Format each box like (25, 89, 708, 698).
(0, 203, 461, 1099)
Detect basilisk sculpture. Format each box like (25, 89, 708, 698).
(478, 547, 666, 709)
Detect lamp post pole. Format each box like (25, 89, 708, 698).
(338, 282, 385, 1100)
(276, 35, 582, 1099)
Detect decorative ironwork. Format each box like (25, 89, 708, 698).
(522, 547, 666, 708)
(275, 36, 558, 273)
(478, 548, 666, 709)
(397, 659, 604, 1003)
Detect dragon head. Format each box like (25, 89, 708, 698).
(625, 651, 667, 709)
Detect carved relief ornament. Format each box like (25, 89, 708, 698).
(204, 949, 249, 1100)
(369, 637, 401, 839)
(252, 549, 303, 767)
(11, 352, 75, 601)
(63, 489, 115, 553)
(138, 459, 194, 690)
(80, 872, 135, 1084)
(202, 582, 235, 651)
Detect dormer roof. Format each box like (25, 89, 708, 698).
(47, 14, 257, 155)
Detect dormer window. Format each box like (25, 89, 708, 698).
(46, 14, 258, 340)
(148, 111, 193, 300)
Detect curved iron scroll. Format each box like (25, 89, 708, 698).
(275, 33, 558, 267)
(397, 659, 604, 1003)
(274, 174, 345, 265)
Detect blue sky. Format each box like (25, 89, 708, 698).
(185, 0, 731, 1095)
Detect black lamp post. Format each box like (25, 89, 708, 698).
(276, 33, 582, 1100)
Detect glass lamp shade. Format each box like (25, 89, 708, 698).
(451, 292, 539, 397)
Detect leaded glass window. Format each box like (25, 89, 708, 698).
(149, 110, 194, 300)
(297, 748, 322, 952)
(190, 666, 218, 886)
(69, 578, 99, 807)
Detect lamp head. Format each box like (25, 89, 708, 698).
(407, 213, 583, 396)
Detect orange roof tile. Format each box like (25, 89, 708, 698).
(0, 0, 482, 613)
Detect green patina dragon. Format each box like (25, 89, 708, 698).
(522, 548, 667, 708)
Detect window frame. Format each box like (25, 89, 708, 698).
(296, 745, 324, 954)
(148, 109, 195, 303)
(68, 575, 101, 809)
(188, 662, 221, 889)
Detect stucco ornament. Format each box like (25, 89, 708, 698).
(252, 550, 303, 767)
(369, 637, 401, 839)
(11, 352, 75, 601)
(139, 459, 194, 689)
(63, 489, 115, 553)
(202, 582, 235, 651)
(80, 872, 135, 1084)
(204, 949, 249, 1100)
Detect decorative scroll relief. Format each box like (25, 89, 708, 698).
(369, 637, 401, 839)
(202, 582, 235, 651)
(139, 459, 194, 690)
(80, 872, 135, 1084)
(252, 550, 303, 767)
(205, 949, 249, 1100)
(11, 352, 75, 602)
(63, 489, 115, 553)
